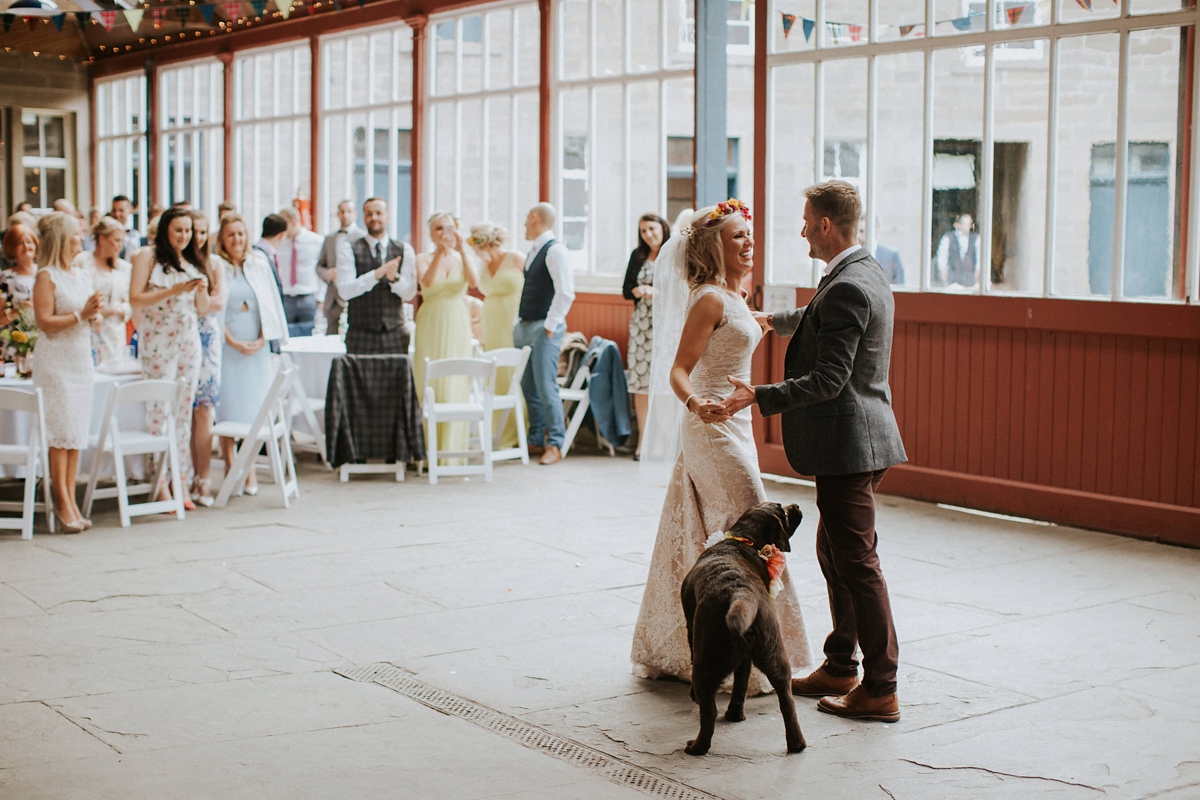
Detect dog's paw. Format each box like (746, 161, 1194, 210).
(685, 739, 711, 756)
(724, 708, 746, 722)
(786, 735, 807, 754)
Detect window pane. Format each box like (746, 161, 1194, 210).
(769, 63, 815, 286)
(822, 58, 866, 187)
(664, 76, 695, 222)
(461, 16, 484, 93)
(630, 0, 661, 71)
(434, 22, 456, 96)
(629, 81, 662, 222)
(433, 102, 457, 215)
(459, 98, 484, 221)
(560, 87, 589, 256)
(1123, 27, 1183, 299)
(561, 0, 590, 80)
(1132, 0, 1188, 14)
(933, 0, 983, 36)
(823, 0, 867, 47)
(771, 0, 814, 53)
(487, 95, 513, 229)
(23, 167, 41, 207)
(876, 0, 924, 42)
(991, 39, 1049, 294)
(516, 5, 541, 86)
(666, 0, 694, 67)
(22, 114, 39, 156)
(348, 37, 369, 107)
(595, 0, 624, 75)
(932, 47, 984, 291)
(45, 168, 65, 205)
(874, 51, 924, 289)
(515, 91, 540, 236)
(594, 84, 625, 275)
(1052, 33, 1118, 297)
(325, 39, 348, 111)
(487, 10, 513, 90)
(393, 27, 413, 102)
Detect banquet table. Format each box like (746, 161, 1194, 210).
(282, 335, 346, 402)
(0, 370, 145, 479)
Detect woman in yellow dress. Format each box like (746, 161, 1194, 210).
(414, 213, 478, 464)
(469, 222, 526, 449)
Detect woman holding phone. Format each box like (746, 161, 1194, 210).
(130, 207, 214, 509)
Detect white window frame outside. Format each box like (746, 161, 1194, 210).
(232, 41, 313, 231)
(426, 0, 541, 249)
(158, 58, 225, 223)
(765, 0, 1200, 302)
(20, 110, 74, 212)
(94, 72, 148, 233)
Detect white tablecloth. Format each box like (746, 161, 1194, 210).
(282, 335, 346, 401)
(0, 372, 144, 479)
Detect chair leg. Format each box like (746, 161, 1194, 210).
(515, 406, 529, 465)
(482, 415, 493, 483)
(21, 450, 37, 540)
(426, 417, 438, 485)
(113, 449, 132, 527)
(215, 437, 251, 508)
(167, 438, 185, 521)
(82, 440, 105, 518)
(265, 432, 287, 508)
(561, 396, 589, 458)
(41, 444, 55, 534)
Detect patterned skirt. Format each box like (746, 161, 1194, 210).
(194, 312, 222, 408)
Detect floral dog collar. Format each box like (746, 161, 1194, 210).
(705, 531, 786, 598)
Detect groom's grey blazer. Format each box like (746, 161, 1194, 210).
(756, 247, 907, 477)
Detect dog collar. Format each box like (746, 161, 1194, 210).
(705, 532, 786, 598)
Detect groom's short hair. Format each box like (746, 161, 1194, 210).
(804, 181, 861, 238)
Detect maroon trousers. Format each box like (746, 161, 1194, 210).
(814, 469, 899, 697)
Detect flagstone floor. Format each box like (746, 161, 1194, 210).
(0, 452, 1197, 799)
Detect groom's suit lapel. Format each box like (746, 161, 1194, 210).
(797, 247, 871, 330)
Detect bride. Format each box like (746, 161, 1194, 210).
(630, 201, 811, 693)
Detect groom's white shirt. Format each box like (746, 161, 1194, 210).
(822, 245, 861, 277)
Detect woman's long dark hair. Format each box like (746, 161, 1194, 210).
(634, 213, 671, 261)
(153, 207, 204, 274)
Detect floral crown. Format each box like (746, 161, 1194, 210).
(704, 199, 752, 227)
(467, 227, 507, 247)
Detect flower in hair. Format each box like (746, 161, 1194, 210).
(704, 199, 753, 227)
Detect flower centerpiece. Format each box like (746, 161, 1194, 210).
(0, 307, 39, 378)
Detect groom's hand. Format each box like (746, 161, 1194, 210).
(722, 376, 757, 415)
(751, 311, 773, 333)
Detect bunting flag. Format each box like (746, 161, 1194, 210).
(780, 11, 796, 37)
(200, 4, 216, 24)
(151, 7, 165, 27)
(1005, 4, 1025, 24)
(899, 23, 916, 36)
(0, 14, 12, 33)
(333, 0, 342, 11)
(251, 0, 268, 16)
(357, 0, 365, 7)
(51, 12, 64, 30)
(802, 16, 814, 41)
(174, 5, 191, 26)
(848, 23, 862, 41)
(1074, 0, 1091, 9)
(276, 0, 291, 18)
(223, 1, 240, 20)
(77, 11, 93, 28)
(124, 8, 144, 29)
(950, 14, 976, 30)
(25, 16, 36, 32)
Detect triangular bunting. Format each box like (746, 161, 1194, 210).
(150, 7, 165, 28)
(1073, 0, 1092, 9)
(899, 23, 916, 35)
(24, 16, 36, 32)
(251, 0, 267, 16)
(781, 12, 796, 37)
(802, 16, 814, 41)
(74, 11, 90, 27)
(174, 5, 191, 26)
(1005, 4, 1025, 24)
(223, 2, 240, 21)
(0, 14, 12, 33)
(950, 14, 973, 30)
(200, 4, 216, 24)
(848, 23, 862, 41)
(276, 0, 291, 18)
(124, 8, 144, 29)
(51, 13, 64, 31)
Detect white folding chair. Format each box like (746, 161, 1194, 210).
(423, 357, 496, 485)
(212, 366, 299, 508)
(483, 346, 531, 465)
(82, 379, 187, 527)
(0, 387, 54, 538)
(557, 363, 615, 458)
(280, 353, 327, 464)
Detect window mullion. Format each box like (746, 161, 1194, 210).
(813, 60, 824, 285)
(1043, 35, 1059, 297)
(920, 47, 933, 293)
(866, 54, 877, 258)
(1111, 28, 1130, 301)
(980, 42, 995, 295)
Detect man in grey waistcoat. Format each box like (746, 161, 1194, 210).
(317, 199, 365, 335)
(334, 197, 416, 354)
(722, 180, 908, 723)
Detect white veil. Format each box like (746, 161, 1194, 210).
(638, 208, 700, 486)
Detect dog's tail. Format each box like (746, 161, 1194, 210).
(725, 591, 759, 638)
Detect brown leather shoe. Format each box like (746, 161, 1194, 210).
(817, 685, 900, 722)
(528, 444, 546, 457)
(791, 666, 859, 698)
(539, 446, 563, 465)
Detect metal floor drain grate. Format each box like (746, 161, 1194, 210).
(335, 663, 722, 800)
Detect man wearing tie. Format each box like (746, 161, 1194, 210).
(316, 199, 364, 335)
(513, 202, 575, 466)
(254, 214, 288, 297)
(334, 197, 416, 355)
(276, 207, 325, 337)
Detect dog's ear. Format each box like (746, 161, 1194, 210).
(771, 504, 794, 552)
(784, 504, 803, 536)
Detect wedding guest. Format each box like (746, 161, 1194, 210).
(143, 202, 166, 246)
(622, 213, 670, 460)
(218, 201, 237, 218)
(1, 223, 38, 327)
(188, 210, 228, 507)
(130, 207, 214, 510)
(213, 214, 288, 497)
(414, 213, 477, 463)
(334, 197, 416, 354)
(31, 212, 102, 532)
(110, 195, 143, 260)
(469, 221, 525, 449)
(936, 213, 979, 288)
(514, 203, 574, 466)
(73, 215, 132, 364)
(81, 209, 100, 252)
(857, 216, 904, 285)
(254, 214, 288, 296)
(315, 199, 363, 335)
(277, 206, 324, 337)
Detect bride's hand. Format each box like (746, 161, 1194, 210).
(689, 396, 731, 424)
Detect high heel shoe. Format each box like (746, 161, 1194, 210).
(243, 485, 259, 497)
(61, 518, 87, 534)
(191, 479, 215, 508)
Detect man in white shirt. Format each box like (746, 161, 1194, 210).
(278, 206, 326, 337)
(335, 197, 416, 355)
(110, 195, 143, 260)
(316, 199, 364, 335)
(935, 213, 979, 288)
(513, 202, 575, 466)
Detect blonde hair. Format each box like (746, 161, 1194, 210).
(91, 214, 125, 241)
(468, 222, 509, 248)
(683, 207, 743, 289)
(427, 211, 458, 230)
(213, 213, 249, 265)
(36, 212, 79, 271)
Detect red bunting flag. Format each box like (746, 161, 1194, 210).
(1073, 0, 1091, 9)
(223, 1, 241, 21)
(99, 10, 117, 30)
(781, 12, 796, 37)
(848, 23, 862, 41)
(899, 24, 916, 36)
(151, 7, 165, 28)
(1005, 4, 1025, 24)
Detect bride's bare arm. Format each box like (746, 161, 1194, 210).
(669, 291, 730, 424)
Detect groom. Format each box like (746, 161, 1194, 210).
(721, 180, 908, 722)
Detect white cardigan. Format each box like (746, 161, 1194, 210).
(218, 252, 289, 345)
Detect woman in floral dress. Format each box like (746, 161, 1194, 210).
(621, 213, 670, 460)
(187, 210, 227, 507)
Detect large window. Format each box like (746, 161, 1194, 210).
(95, 73, 148, 231)
(20, 111, 73, 211)
(158, 59, 224, 222)
(765, 0, 1197, 302)
(233, 43, 312, 231)
(320, 23, 414, 241)
(426, 2, 541, 248)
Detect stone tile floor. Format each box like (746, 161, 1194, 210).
(0, 454, 1196, 799)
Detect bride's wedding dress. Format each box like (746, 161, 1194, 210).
(630, 283, 812, 693)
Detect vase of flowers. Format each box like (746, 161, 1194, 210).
(1, 308, 39, 378)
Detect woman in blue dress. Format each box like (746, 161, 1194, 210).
(212, 214, 289, 495)
(188, 210, 227, 507)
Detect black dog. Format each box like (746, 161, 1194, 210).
(680, 502, 806, 756)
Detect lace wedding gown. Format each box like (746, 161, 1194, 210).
(630, 284, 812, 694)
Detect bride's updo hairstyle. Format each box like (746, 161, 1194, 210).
(427, 211, 459, 231)
(467, 222, 509, 249)
(683, 199, 752, 289)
